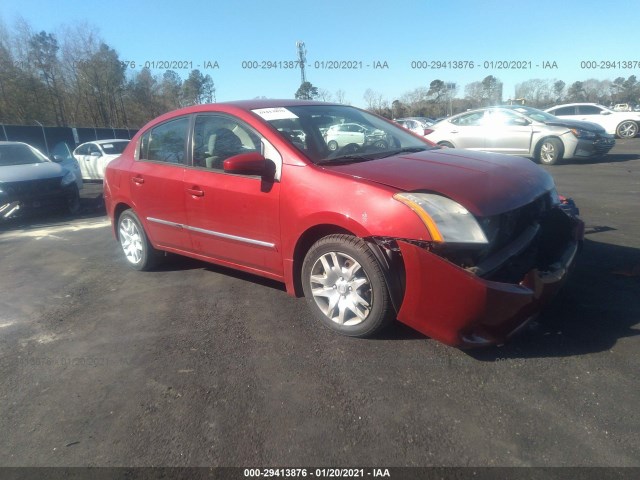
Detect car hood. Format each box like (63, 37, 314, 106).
(322, 149, 555, 217)
(544, 118, 605, 132)
(0, 162, 66, 183)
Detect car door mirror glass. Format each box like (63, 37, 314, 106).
(90, 151, 102, 157)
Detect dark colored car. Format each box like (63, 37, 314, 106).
(104, 100, 584, 348)
(0, 141, 80, 220)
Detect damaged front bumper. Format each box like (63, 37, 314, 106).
(395, 210, 584, 348)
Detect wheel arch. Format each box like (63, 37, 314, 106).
(533, 135, 564, 161)
(290, 224, 405, 314)
(112, 202, 134, 240)
(291, 224, 354, 297)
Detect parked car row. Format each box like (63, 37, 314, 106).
(544, 103, 640, 139)
(0, 141, 82, 220)
(424, 105, 616, 165)
(0, 136, 131, 221)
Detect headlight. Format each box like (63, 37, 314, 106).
(61, 171, 77, 186)
(570, 128, 596, 138)
(393, 192, 488, 244)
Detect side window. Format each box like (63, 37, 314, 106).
(75, 144, 89, 155)
(482, 110, 523, 126)
(451, 111, 484, 126)
(88, 144, 101, 155)
(553, 106, 575, 116)
(577, 105, 602, 115)
(139, 117, 188, 164)
(192, 115, 262, 171)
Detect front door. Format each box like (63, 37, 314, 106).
(183, 114, 283, 276)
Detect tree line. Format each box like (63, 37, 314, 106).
(0, 20, 214, 128)
(300, 75, 639, 120)
(1, 19, 638, 128)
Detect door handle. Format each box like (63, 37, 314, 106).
(132, 176, 144, 184)
(187, 187, 204, 197)
(450, 130, 459, 134)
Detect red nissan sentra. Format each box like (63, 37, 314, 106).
(104, 100, 584, 348)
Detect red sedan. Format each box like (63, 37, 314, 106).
(104, 100, 583, 348)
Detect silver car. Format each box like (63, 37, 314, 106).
(425, 106, 615, 165)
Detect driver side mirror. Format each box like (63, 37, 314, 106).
(90, 151, 102, 157)
(511, 118, 530, 126)
(600, 110, 611, 115)
(51, 154, 64, 163)
(223, 152, 267, 176)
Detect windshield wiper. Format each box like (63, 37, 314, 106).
(377, 147, 429, 158)
(316, 155, 376, 165)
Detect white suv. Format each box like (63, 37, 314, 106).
(545, 103, 639, 138)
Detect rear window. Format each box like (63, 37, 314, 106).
(101, 141, 129, 155)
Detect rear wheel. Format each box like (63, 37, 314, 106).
(327, 140, 338, 151)
(616, 121, 638, 138)
(537, 138, 563, 165)
(302, 234, 394, 337)
(117, 209, 161, 271)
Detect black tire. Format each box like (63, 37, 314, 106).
(537, 137, 563, 165)
(301, 234, 394, 337)
(66, 186, 80, 215)
(616, 120, 638, 139)
(327, 140, 338, 151)
(117, 209, 161, 271)
(438, 141, 454, 148)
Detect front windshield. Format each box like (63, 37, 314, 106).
(253, 105, 435, 164)
(0, 143, 49, 166)
(101, 141, 129, 155)
(510, 106, 559, 123)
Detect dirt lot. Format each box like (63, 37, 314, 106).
(1, 141, 639, 468)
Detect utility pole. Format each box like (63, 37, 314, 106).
(296, 41, 307, 85)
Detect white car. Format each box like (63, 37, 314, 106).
(545, 103, 639, 138)
(394, 117, 434, 136)
(73, 139, 130, 179)
(323, 123, 387, 151)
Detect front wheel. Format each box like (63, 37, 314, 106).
(327, 140, 338, 151)
(616, 121, 638, 138)
(301, 234, 394, 337)
(537, 138, 564, 165)
(117, 209, 161, 271)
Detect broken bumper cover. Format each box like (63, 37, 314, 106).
(396, 219, 583, 348)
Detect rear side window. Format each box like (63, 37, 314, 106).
(451, 111, 484, 126)
(552, 106, 576, 116)
(139, 117, 189, 164)
(577, 105, 602, 115)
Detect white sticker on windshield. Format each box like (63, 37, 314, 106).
(103, 144, 114, 148)
(252, 107, 299, 121)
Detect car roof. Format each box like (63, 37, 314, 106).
(547, 103, 602, 108)
(79, 138, 130, 146)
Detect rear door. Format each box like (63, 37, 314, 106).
(128, 116, 191, 250)
(482, 109, 533, 155)
(447, 111, 487, 150)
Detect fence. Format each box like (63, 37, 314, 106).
(0, 124, 138, 158)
